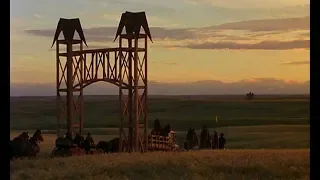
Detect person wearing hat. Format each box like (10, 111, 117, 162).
(85, 132, 95, 149)
(218, 133, 226, 150)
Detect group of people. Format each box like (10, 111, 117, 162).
(62, 132, 96, 151)
(184, 125, 227, 151)
(198, 125, 227, 150)
(60, 121, 227, 152)
(210, 131, 226, 149)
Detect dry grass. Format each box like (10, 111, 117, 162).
(11, 125, 310, 180)
(11, 149, 309, 180)
(10, 125, 309, 180)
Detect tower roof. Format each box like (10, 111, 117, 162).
(51, 18, 87, 48)
(114, 11, 152, 42)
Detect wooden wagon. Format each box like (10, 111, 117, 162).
(148, 131, 179, 151)
(52, 137, 103, 157)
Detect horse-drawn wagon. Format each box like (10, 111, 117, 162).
(52, 137, 85, 157)
(148, 131, 180, 151)
(52, 136, 104, 157)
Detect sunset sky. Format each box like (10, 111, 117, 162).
(10, 0, 310, 95)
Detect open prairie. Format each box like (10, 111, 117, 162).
(10, 95, 310, 180)
(10, 95, 309, 131)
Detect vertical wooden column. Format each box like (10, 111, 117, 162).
(128, 38, 133, 152)
(79, 42, 84, 135)
(133, 37, 139, 152)
(118, 37, 123, 151)
(144, 36, 148, 152)
(56, 41, 60, 137)
(66, 41, 74, 136)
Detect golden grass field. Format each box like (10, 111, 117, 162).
(11, 150, 309, 180)
(10, 125, 310, 180)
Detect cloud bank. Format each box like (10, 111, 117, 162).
(185, 0, 309, 9)
(203, 16, 309, 31)
(24, 16, 310, 50)
(176, 40, 309, 50)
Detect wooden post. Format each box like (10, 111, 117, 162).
(66, 41, 74, 136)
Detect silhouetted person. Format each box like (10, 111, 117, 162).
(73, 133, 84, 148)
(200, 125, 210, 149)
(154, 119, 161, 133)
(64, 132, 73, 141)
(184, 128, 198, 150)
(84, 132, 95, 153)
(218, 133, 226, 149)
(86, 132, 95, 147)
(160, 124, 171, 136)
(212, 131, 219, 149)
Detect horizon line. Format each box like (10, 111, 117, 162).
(10, 94, 310, 98)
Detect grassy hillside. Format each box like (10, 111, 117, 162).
(10, 95, 309, 131)
(11, 149, 310, 180)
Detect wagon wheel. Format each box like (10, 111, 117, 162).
(60, 148, 71, 157)
(59, 148, 65, 157)
(52, 147, 65, 157)
(51, 147, 58, 157)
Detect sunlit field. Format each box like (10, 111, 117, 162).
(10, 95, 310, 180)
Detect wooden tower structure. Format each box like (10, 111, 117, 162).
(53, 12, 151, 152)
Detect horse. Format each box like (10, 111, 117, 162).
(246, 92, 254, 100)
(96, 137, 123, 153)
(10, 129, 44, 159)
(28, 129, 44, 156)
(109, 138, 120, 153)
(83, 133, 96, 153)
(9, 132, 29, 160)
(96, 141, 110, 154)
(184, 128, 199, 151)
(13, 132, 29, 141)
(200, 125, 211, 149)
